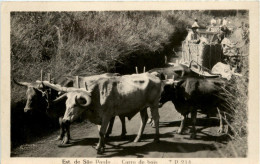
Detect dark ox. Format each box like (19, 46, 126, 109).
(13, 73, 126, 143)
(42, 73, 164, 154)
(161, 76, 228, 138)
(149, 64, 228, 138)
(13, 79, 61, 116)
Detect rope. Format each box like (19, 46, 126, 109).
(214, 44, 217, 68)
(182, 42, 184, 62)
(188, 42, 191, 62)
(209, 44, 211, 69)
(197, 43, 199, 64)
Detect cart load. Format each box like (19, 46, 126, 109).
(181, 41, 223, 70)
(197, 30, 219, 43)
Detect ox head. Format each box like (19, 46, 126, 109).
(42, 81, 92, 123)
(159, 78, 183, 107)
(13, 78, 50, 113)
(150, 70, 184, 107)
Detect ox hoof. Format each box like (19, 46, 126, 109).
(120, 133, 127, 139)
(188, 129, 195, 134)
(134, 136, 141, 143)
(96, 146, 105, 154)
(148, 120, 155, 128)
(147, 118, 153, 124)
(218, 127, 224, 134)
(105, 134, 110, 139)
(61, 136, 70, 144)
(190, 133, 196, 139)
(55, 135, 63, 141)
(225, 126, 230, 134)
(97, 147, 105, 154)
(177, 129, 183, 134)
(153, 137, 160, 143)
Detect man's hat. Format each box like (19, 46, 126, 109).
(191, 24, 199, 29)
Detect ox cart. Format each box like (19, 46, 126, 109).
(181, 30, 223, 70)
(180, 28, 244, 77)
(207, 25, 236, 33)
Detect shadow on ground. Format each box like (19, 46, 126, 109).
(99, 141, 217, 157)
(56, 130, 228, 157)
(159, 118, 220, 128)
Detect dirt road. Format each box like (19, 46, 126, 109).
(12, 101, 228, 158)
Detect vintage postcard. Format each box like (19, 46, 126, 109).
(1, 1, 259, 164)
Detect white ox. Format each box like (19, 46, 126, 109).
(42, 73, 165, 154)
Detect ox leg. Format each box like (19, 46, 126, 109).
(217, 107, 224, 133)
(147, 118, 153, 124)
(119, 116, 127, 138)
(177, 114, 187, 134)
(105, 116, 115, 138)
(96, 117, 111, 154)
(97, 125, 101, 132)
(134, 108, 148, 143)
(151, 106, 160, 143)
(66, 122, 71, 140)
(190, 110, 197, 139)
(61, 120, 70, 144)
(223, 112, 230, 134)
(56, 117, 65, 140)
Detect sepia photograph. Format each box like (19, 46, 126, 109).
(1, 1, 259, 164)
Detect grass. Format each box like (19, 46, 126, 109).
(11, 10, 249, 155)
(216, 30, 249, 157)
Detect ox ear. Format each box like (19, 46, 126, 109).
(84, 82, 93, 93)
(37, 82, 46, 90)
(41, 82, 46, 89)
(163, 74, 182, 86)
(164, 79, 174, 85)
(34, 87, 47, 97)
(85, 82, 88, 91)
(171, 79, 184, 88)
(150, 71, 166, 80)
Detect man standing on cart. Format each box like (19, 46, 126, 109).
(186, 24, 200, 44)
(210, 16, 217, 26)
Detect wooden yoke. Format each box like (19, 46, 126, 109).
(76, 76, 79, 88)
(47, 73, 51, 82)
(40, 69, 43, 81)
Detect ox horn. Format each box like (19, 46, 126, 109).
(75, 94, 91, 108)
(13, 78, 31, 87)
(53, 93, 68, 103)
(40, 81, 84, 92)
(40, 81, 68, 92)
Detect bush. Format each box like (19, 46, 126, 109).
(218, 33, 249, 157)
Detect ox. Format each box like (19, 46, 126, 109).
(160, 76, 228, 138)
(42, 73, 164, 154)
(149, 63, 228, 138)
(13, 79, 65, 123)
(13, 73, 126, 143)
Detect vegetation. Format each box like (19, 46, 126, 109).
(218, 36, 249, 157)
(11, 10, 249, 157)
